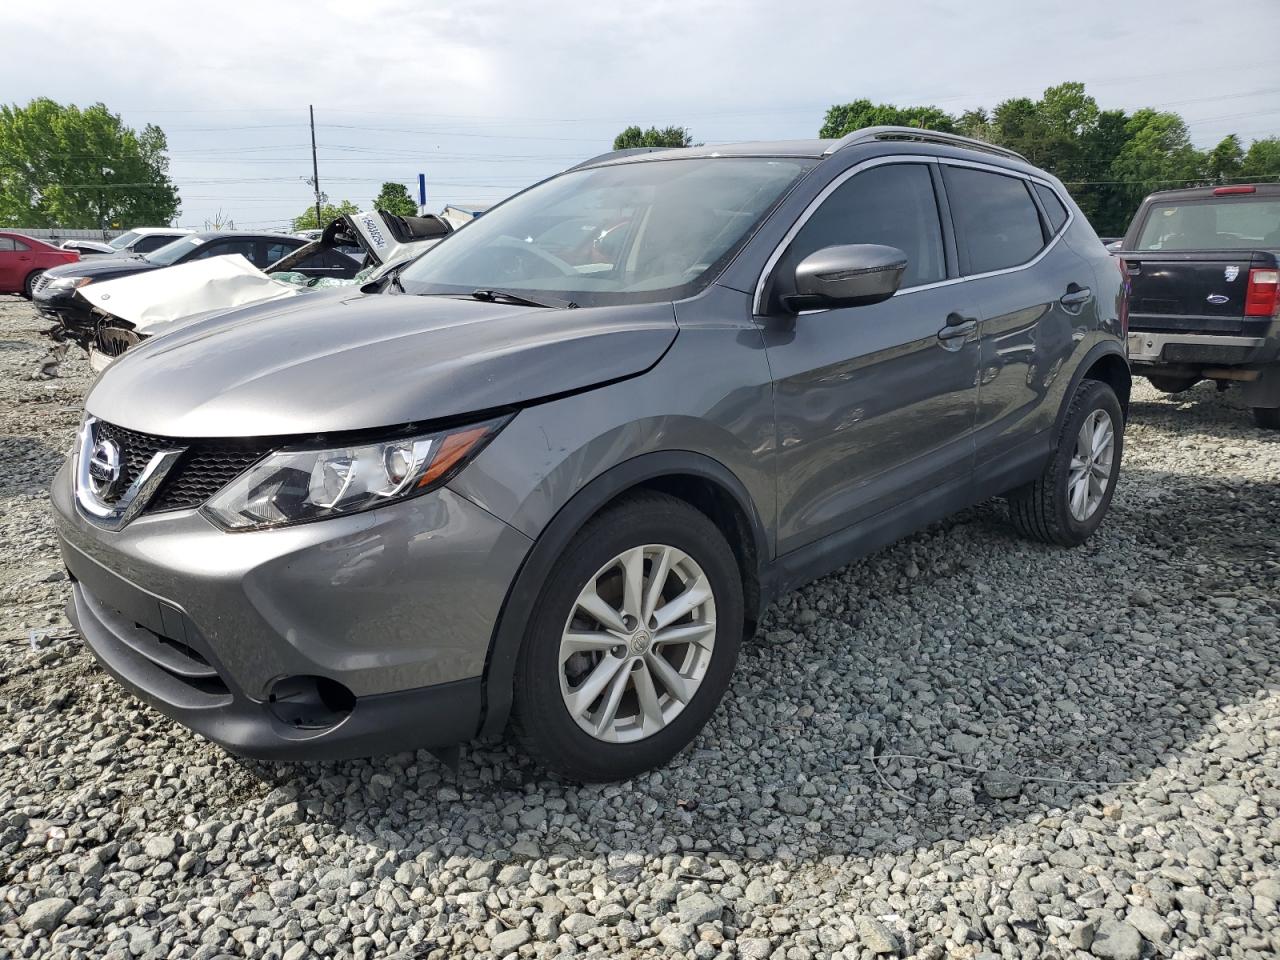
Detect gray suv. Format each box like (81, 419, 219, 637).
(52, 127, 1129, 781)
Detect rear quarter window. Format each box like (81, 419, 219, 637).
(1033, 183, 1069, 234)
(944, 166, 1046, 275)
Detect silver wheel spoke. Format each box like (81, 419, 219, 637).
(1092, 418, 1110, 453)
(651, 576, 713, 631)
(632, 661, 665, 733)
(654, 620, 715, 649)
(620, 546, 646, 621)
(561, 630, 620, 656)
(566, 655, 626, 718)
(593, 665, 631, 735)
(645, 651, 692, 704)
(641, 546, 675, 623)
(576, 583, 627, 634)
(1071, 474, 1088, 518)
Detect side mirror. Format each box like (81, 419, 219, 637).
(782, 243, 908, 313)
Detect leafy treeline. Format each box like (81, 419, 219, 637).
(0, 99, 179, 229)
(612, 126, 695, 150)
(821, 83, 1280, 236)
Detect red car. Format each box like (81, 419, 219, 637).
(0, 231, 79, 298)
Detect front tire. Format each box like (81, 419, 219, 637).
(1254, 407, 1280, 430)
(1008, 379, 1124, 547)
(512, 492, 743, 781)
(22, 269, 44, 300)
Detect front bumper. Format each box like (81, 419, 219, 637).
(52, 459, 532, 760)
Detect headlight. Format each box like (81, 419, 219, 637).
(45, 276, 92, 292)
(201, 417, 507, 531)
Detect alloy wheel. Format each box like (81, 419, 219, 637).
(1068, 408, 1115, 521)
(558, 544, 717, 743)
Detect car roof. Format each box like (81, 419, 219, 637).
(129, 227, 192, 235)
(1142, 183, 1280, 202)
(188, 231, 303, 241)
(574, 126, 1032, 171)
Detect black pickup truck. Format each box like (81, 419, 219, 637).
(1118, 183, 1280, 428)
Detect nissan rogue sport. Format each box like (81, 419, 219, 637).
(53, 127, 1129, 781)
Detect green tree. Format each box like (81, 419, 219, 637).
(372, 181, 417, 217)
(612, 126, 693, 150)
(291, 199, 360, 232)
(815, 83, 1275, 237)
(819, 99, 956, 139)
(1241, 138, 1280, 182)
(0, 98, 179, 228)
(1205, 135, 1244, 183)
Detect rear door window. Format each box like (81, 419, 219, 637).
(778, 162, 947, 291)
(263, 240, 299, 264)
(1135, 197, 1280, 251)
(944, 166, 1046, 275)
(0, 238, 16, 252)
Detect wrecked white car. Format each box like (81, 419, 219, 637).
(67, 209, 464, 370)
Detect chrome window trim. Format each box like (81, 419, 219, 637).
(753, 154, 1074, 316)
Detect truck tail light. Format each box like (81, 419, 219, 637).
(1245, 268, 1279, 317)
(1213, 185, 1257, 195)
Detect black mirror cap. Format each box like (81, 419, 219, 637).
(783, 243, 908, 312)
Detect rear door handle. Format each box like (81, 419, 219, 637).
(1060, 284, 1092, 307)
(938, 312, 977, 341)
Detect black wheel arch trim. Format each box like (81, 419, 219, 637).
(1058, 340, 1130, 436)
(476, 449, 769, 737)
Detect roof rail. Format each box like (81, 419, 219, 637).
(824, 125, 1028, 163)
(564, 146, 670, 172)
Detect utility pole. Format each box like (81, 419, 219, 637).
(309, 105, 322, 229)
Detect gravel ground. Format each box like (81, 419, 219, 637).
(0, 293, 1276, 960)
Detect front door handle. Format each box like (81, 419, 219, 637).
(938, 312, 977, 341)
(1060, 283, 1093, 308)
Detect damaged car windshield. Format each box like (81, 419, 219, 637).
(396, 157, 814, 306)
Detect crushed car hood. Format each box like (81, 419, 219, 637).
(85, 292, 678, 437)
(79, 255, 305, 333)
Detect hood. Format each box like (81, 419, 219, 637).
(79, 254, 303, 334)
(85, 292, 678, 437)
(44, 255, 158, 281)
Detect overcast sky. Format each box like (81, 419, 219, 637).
(4, 0, 1279, 230)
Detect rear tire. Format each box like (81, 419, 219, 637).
(22, 269, 44, 300)
(1253, 407, 1280, 430)
(1008, 379, 1124, 547)
(1146, 374, 1198, 394)
(512, 492, 743, 781)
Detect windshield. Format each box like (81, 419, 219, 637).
(145, 235, 207, 265)
(1136, 197, 1280, 251)
(397, 157, 814, 306)
(108, 230, 140, 250)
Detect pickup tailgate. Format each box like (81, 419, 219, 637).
(1122, 250, 1270, 334)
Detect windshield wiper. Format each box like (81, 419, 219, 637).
(472, 288, 577, 309)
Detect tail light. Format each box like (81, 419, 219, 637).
(1245, 268, 1279, 317)
(1213, 185, 1257, 196)
(1117, 255, 1130, 334)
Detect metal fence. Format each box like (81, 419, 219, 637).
(8, 228, 127, 243)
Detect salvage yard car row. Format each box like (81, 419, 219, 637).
(6, 125, 1280, 788)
